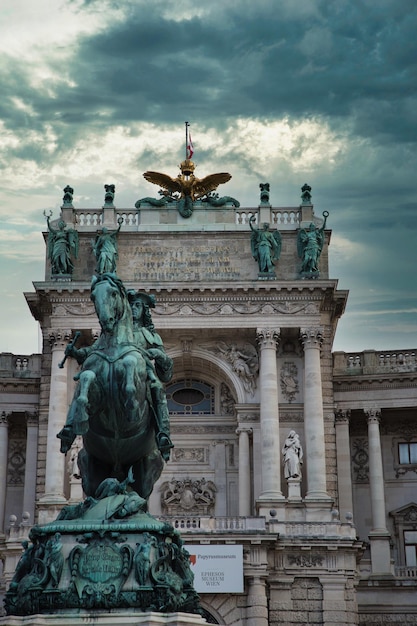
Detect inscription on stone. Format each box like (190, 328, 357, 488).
(131, 242, 243, 281)
(79, 544, 123, 583)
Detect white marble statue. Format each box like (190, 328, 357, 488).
(282, 430, 303, 479)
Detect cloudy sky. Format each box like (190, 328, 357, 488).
(1, 0, 416, 356)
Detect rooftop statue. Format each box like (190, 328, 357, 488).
(92, 217, 123, 274)
(297, 211, 329, 276)
(103, 183, 116, 206)
(249, 215, 281, 275)
(62, 184, 74, 206)
(143, 159, 232, 218)
(44, 211, 78, 275)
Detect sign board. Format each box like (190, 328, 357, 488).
(186, 544, 244, 593)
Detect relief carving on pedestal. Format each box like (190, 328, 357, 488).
(352, 438, 369, 482)
(287, 554, 323, 567)
(160, 477, 217, 515)
(7, 441, 26, 485)
(280, 362, 299, 403)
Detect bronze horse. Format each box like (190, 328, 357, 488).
(58, 274, 164, 501)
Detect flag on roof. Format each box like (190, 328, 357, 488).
(186, 132, 194, 159)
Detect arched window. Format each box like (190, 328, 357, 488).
(166, 379, 214, 415)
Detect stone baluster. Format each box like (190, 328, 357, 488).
(0, 412, 10, 532)
(22, 412, 39, 524)
(40, 331, 71, 508)
(300, 327, 330, 500)
(365, 408, 392, 574)
(334, 409, 353, 520)
(256, 328, 284, 501)
(236, 426, 253, 516)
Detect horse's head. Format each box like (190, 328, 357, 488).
(91, 273, 130, 334)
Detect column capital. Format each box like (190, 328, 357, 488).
(256, 327, 280, 349)
(0, 411, 10, 426)
(49, 330, 72, 349)
(335, 408, 351, 423)
(236, 426, 253, 436)
(300, 327, 324, 349)
(25, 411, 39, 426)
(365, 407, 381, 424)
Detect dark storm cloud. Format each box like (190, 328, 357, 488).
(62, 1, 417, 137)
(3, 0, 417, 156)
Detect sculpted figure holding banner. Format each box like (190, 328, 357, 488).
(249, 216, 281, 274)
(45, 212, 78, 275)
(282, 430, 303, 479)
(297, 211, 329, 273)
(92, 218, 123, 274)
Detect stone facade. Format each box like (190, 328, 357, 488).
(0, 187, 416, 625)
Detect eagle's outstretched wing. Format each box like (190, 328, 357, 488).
(143, 171, 182, 194)
(193, 172, 231, 199)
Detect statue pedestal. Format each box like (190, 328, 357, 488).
(0, 611, 207, 626)
(287, 478, 302, 501)
(4, 499, 201, 619)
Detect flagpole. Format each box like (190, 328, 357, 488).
(185, 121, 189, 160)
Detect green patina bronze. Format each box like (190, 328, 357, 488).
(297, 211, 329, 277)
(249, 215, 282, 276)
(5, 485, 199, 615)
(6, 272, 199, 617)
(45, 211, 79, 275)
(92, 219, 123, 274)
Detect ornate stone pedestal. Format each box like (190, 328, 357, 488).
(4, 496, 201, 620)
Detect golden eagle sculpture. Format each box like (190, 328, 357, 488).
(143, 159, 232, 218)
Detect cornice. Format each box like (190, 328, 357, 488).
(333, 373, 417, 392)
(0, 380, 41, 393)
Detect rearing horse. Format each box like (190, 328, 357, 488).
(58, 274, 164, 501)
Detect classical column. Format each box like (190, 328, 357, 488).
(236, 426, 252, 516)
(0, 412, 9, 532)
(213, 441, 228, 516)
(22, 412, 39, 523)
(300, 327, 329, 499)
(366, 408, 388, 532)
(246, 576, 268, 626)
(256, 328, 283, 500)
(334, 409, 353, 519)
(365, 408, 392, 574)
(40, 330, 71, 505)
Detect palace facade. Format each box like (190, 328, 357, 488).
(0, 181, 416, 625)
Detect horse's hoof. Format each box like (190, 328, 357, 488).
(157, 432, 174, 461)
(57, 426, 76, 453)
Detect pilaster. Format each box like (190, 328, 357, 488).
(334, 409, 353, 520)
(236, 426, 253, 516)
(22, 412, 39, 525)
(0, 412, 10, 533)
(38, 330, 71, 522)
(365, 408, 393, 575)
